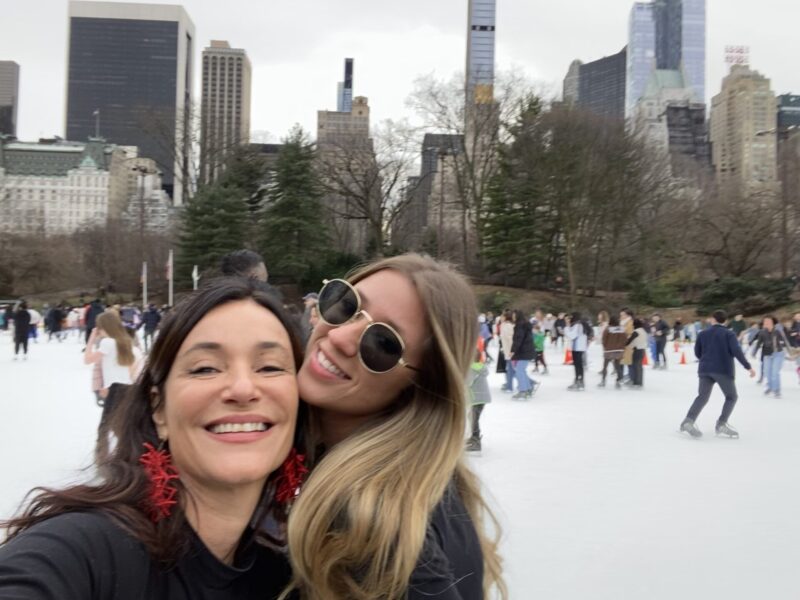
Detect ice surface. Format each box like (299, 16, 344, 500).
(1, 331, 798, 599)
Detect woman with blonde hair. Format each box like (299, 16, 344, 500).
(286, 254, 505, 600)
(84, 310, 142, 397)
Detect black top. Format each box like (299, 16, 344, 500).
(510, 322, 535, 361)
(0, 511, 292, 600)
(408, 486, 484, 600)
(12, 310, 30, 342)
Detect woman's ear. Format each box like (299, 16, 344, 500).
(150, 386, 168, 441)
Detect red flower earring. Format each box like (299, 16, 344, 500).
(275, 448, 309, 504)
(139, 441, 180, 523)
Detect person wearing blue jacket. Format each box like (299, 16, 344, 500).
(680, 310, 756, 439)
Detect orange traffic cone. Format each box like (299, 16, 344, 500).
(643, 352, 649, 366)
(680, 352, 687, 365)
(564, 348, 573, 365)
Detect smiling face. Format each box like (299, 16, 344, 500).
(152, 299, 298, 495)
(298, 269, 428, 421)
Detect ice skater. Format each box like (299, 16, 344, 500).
(680, 310, 755, 439)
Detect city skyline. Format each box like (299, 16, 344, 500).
(1, 0, 797, 142)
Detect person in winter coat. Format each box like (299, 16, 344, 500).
(600, 316, 628, 388)
(47, 305, 65, 342)
(565, 312, 590, 391)
(141, 304, 162, 351)
(751, 316, 789, 398)
(466, 338, 492, 452)
(532, 323, 548, 374)
(620, 308, 635, 378)
(680, 310, 755, 439)
(499, 310, 516, 392)
(652, 314, 670, 369)
(12, 301, 32, 360)
(625, 319, 648, 388)
(553, 313, 567, 348)
(84, 299, 105, 345)
(509, 309, 537, 399)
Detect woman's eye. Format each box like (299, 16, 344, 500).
(189, 366, 218, 375)
(258, 365, 285, 374)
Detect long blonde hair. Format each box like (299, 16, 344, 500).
(286, 254, 506, 600)
(96, 310, 135, 367)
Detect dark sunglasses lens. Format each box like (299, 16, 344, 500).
(361, 324, 404, 372)
(319, 280, 359, 325)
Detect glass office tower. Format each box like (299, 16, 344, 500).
(66, 1, 195, 205)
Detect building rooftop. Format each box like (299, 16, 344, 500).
(0, 137, 117, 176)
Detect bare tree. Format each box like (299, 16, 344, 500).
(407, 71, 539, 272)
(687, 183, 781, 278)
(316, 119, 420, 257)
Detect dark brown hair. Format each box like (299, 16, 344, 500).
(3, 277, 304, 563)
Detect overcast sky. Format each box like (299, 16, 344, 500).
(2, 0, 798, 142)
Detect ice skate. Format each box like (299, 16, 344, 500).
(597, 380, 606, 388)
(530, 382, 542, 396)
(614, 381, 622, 389)
(511, 391, 530, 400)
(465, 436, 482, 452)
(715, 422, 739, 439)
(680, 418, 702, 438)
(567, 381, 585, 392)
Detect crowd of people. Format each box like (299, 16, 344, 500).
(477, 307, 800, 399)
(3, 246, 800, 598)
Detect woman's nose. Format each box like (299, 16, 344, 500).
(326, 315, 366, 358)
(224, 366, 259, 403)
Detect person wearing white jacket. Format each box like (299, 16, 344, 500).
(565, 312, 590, 391)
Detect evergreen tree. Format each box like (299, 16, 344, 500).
(482, 97, 557, 287)
(258, 127, 331, 289)
(176, 181, 250, 287)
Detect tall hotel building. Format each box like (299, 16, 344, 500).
(0, 61, 20, 137)
(65, 1, 195, 205)
(710, 65, 777, 192)
(200, 41, 252, 184)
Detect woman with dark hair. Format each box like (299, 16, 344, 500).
(0, 278, 302, 599)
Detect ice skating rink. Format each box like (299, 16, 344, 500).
(1, 331, 798, 599)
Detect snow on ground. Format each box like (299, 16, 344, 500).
(1, 330, 799, 599)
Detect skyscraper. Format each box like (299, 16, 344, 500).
(336, 58, 354, 113)
(710, 65, 777, 192)
(0, 61, 20, 137)
(66, 1, 195, 205)
(466, 0, 496, 105)
(626, 0, 706, 117)
(577, 48, 627, 121)
(200, 40, 252, 184)
(626, 3, 656, 118)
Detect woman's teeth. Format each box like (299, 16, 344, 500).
(209, 422, 268, 434)
(318, 350, 347, 378)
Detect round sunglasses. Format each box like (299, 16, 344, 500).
(317, 279, 419, 374)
